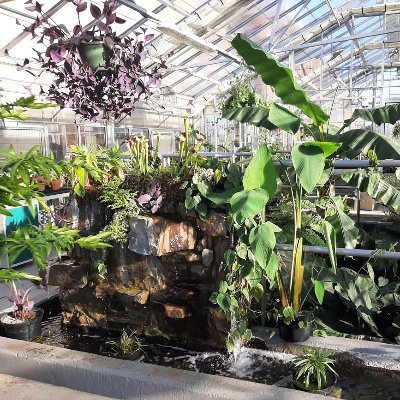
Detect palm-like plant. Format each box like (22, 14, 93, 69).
(293, 348, 338, 390)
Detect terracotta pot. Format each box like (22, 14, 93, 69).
(35, 176, 47, 191)
(51, 178, 65, 191)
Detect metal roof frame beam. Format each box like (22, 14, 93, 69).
(0, 0, 67, 55)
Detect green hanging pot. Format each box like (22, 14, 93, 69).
(77, 42, 113, 69)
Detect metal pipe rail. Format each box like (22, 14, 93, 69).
(278, 159, 400, 168)
(275, 244, 400, 260)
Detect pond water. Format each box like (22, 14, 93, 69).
(37, 314, 400, 399)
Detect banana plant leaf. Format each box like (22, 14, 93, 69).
(222, 104, 301, 133)
(231, 34, 329, 126)
(343, 104, 400, 127)
(342, 169, 400, 214)
(324, 197, 359, 249)
(332, 129, 400, 159)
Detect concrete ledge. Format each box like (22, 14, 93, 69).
(0, 337, 327, 400)
(252, 327, 400, 371)
(0, 373, 116, 400)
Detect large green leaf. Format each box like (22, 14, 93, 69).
(230, 188, 269, 224)
(222, 107, 276, 130)
(325, 198, 359, 249)
(322, 220, 337, 272)
(231, 34, 329, 126)
(333, 129, 400, 159)
(243, 144, 277, 197)
(291, 144, 325, 193)
(302, 141, 341, 157)
(222, 104, 300, 133)
(249, 222, 279, 281)
(342, 169, 400, 213)
(268, 104, 301, 133)
(344, 104, 400, 127)
(197, 181, 241, 205)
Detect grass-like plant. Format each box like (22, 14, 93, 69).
(293, 348, 338, 390)
(107, 329, 144, 358)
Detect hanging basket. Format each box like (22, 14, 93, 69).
(77, 42, 112, 70)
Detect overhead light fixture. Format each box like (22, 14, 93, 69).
(157, 24, 218, 54)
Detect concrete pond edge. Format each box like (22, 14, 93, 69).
(251, 326, 400, 372)
(0, 336, 327, 400)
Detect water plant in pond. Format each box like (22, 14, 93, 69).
(293, 348, 338, 391)
(106, 329, 144, 360)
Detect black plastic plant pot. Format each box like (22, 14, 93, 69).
(293, 370, 337, 393)
(77, 42, 112, 70)
(278, 311, 314, 342)
(0, 308, 44, 341)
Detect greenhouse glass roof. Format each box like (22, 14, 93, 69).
(0, 0, 399, 108)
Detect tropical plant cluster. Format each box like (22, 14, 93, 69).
(1, 25, 400, 361)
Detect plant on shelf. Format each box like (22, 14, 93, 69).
(13, 0, 166, 122)
(106, 329, 144, 360)
(293, 348, 339, 391)
(65, 144, 126, 197)
(0, 145, 63, 198)
(0, 282, 44, 341)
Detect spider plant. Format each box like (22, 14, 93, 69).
(293, 348, 339, 390)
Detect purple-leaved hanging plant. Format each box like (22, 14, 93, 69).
(9, 0, 167, 122)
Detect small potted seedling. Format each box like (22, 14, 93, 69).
(106, 329, 144, 361)
(0, 282, 43, 341)
(293, 348, 339, 393)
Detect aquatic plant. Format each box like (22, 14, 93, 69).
(107, 329, 144, 357)
(293, 348, 338, 390)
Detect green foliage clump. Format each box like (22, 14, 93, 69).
(294, 348, 338, 390)
(221, 72, 269, 110)
(107, 329, 144, 357)
(100, 178, 138, 244)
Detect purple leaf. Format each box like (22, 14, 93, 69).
(115, 16, 126, 24)
(145, 34, 154, 41)
(137, 194, 152, 204)
(50, 50, 63, 62)
(95, 20, 108, 32)
(76, 1, 87, 13)
(90, 3, 102, 19)
(23, 85, 33, 94)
